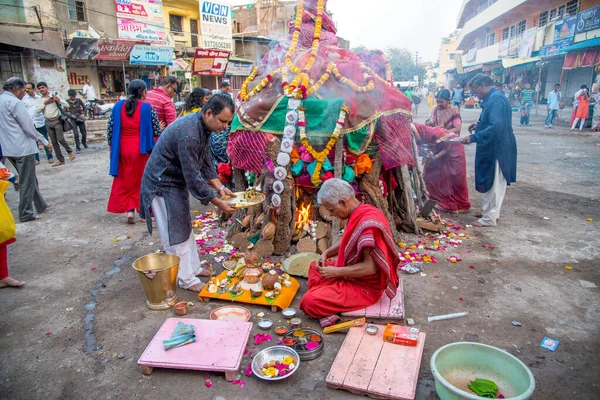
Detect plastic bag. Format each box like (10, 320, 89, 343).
(0, 180, 16, 244)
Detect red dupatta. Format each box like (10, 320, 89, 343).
(336, 204, 400, 299)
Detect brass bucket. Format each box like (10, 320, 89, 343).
(132, 252, 180, 311)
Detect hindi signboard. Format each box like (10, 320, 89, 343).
(192, 48, 231, 76)
(575, 5, 600, 34)
(66, 37, 136, 61)
(226, 61, 253, 76)
(115, 0, 168, 43)
(130, 45, 173, 66)
(200, 1, 233, 51)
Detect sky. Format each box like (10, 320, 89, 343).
(229, 0, 464, 62)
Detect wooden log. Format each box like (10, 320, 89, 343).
(255, 238, 274, 258)
(273, 178, 294, 255)
(231, 233, 251, 250)
(262, 222, 276, 240)
(318, 205, 332, 222)
(297, 237, 317, 253)
(331, 139, 344, 246)
(317, 238, 329, 254)
(396, 165, 419, 234)
(315, 221, 329, 240)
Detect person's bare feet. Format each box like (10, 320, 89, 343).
(127, 212, 135, 225)
(40, 203, 53, 213)
(186, 283, 204, 292)
(0, 277, 26, 288)
(471, 221, 488, 227)
(69, 152, 76, 161)
(196, 268, 211, 277)
(52, 161, 65, 167)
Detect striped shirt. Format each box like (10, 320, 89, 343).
(521, 89, 534, 105)
(144, 87, 177, 128)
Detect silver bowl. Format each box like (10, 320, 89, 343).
(251, 346, 300, 381)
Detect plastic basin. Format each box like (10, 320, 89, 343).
(431, 342, 535, 400)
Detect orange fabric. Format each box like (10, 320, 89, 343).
(354, 154, 373, 175)
(576, 95, 590, 119)
(0, 168, 14, 180)
(198, 271, 300, 310)
(290, 147, 301, 164)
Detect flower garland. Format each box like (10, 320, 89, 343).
(298, 105, 348, 186)
(331, 63, 375, 93)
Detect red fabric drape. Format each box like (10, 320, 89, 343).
(563, 53, 579, 69)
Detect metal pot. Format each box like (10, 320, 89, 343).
(132, 252, 180, 310)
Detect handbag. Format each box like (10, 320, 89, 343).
(0, 180, 16, 244)
(57, 102, 73, 133)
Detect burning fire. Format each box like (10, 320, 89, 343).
(295, 202, 313, 233)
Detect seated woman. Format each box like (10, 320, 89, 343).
(413, 122, 470, 213)
(426, 88, 462, 134)
(299, 179, 400, 328)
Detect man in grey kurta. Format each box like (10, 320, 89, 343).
(0, 77, 53, 222)
(140, 94, 236, 292)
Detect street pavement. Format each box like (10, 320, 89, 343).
(0, 108, 598, 399)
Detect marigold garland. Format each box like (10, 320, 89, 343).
(298, 105, 348, 186)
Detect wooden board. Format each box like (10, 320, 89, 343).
(341, 280, 404, 324)
(137, 318, 252, 381)
(198, 271, 300, 311)
(326, 325, 426, 400)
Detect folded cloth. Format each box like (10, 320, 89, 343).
(163, 321, 196, 350)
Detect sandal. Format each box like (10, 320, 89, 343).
(319, 315, 342, 328)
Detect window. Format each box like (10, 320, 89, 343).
(565, 0, 579, 15)
(169, 14, 183, 35)
(509, 25, 516, 38)
(557, 5, 565, 18)
(67, 0, 86, 22)
(190, 19, 199, 47)
(502, 27, 509, 41)
(485, 32, 495, 47)
(539, 11, 548, 27)
(550, 8, 557, 21)
(449, 53, 456, 60)
(516, 20, 526, 36)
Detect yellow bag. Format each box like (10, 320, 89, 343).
(0, 180, 16, 244)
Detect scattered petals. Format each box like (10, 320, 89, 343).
(135, 287, 140, 291)
(565, 266, 572, 271)
(66, 307, 73, 311)
(253, 333, 272, 345)
(90, 267, 97, 271)
(469, 265, 475, 269)
(587, 218, 593, 222)
(460, 297, 465, 301)
(245, 362, 253, 377)
(45, 332, 52, 336)
(433, 275, 439, 278)
(205, 380, 212, 388)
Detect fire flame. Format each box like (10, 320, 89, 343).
(295, 202, 312, 233)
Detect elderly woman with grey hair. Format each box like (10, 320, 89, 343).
(300, 178, 400, 328)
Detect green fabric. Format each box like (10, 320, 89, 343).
(291, 160, 305, 176)
(248, 232, 260, 245)
(163, 321, 196, 350)
(342, 165, 355, 182)
(231, 97, 345, 146)
(468, 378, 498, 398)
(345, 126, 370, 154)
(307, 159, 334, 177)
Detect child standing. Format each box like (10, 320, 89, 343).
(520, 102, 530, 126)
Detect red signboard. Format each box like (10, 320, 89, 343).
(66, 37, 137, 61)
(192, 48, 231, 76)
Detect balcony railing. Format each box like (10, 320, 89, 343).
(464, 0, 498, 24)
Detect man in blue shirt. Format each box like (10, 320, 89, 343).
(462, 74, 517, 227)
(451, 83, 464, 109)
(544, 83, 562, 128)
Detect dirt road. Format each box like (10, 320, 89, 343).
(0, 110, 598, 399)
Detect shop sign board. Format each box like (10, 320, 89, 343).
(115, 0, 168, 43)
(130, 45, 173, 66)
(226, 61, 253, 76)
(575, 5, 600, 34)
(199, 0, 233, 51)
(192, 48, 231, 76)
(552, 16, 577, 49)
(66, 37, 136, 61)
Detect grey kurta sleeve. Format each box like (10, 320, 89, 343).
(177, 135, 216, 205)
(200, 144, 218, 181)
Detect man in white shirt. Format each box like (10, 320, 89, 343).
(544, 83, 562, 128)
(0, 77, 53, 222)
(22, 82, 54, 164)
(81, 78, 96, 102)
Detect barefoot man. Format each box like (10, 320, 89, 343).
(462, 74, 517, 227)
(300, 179, 400, 328)
(140, 94, 236, 292)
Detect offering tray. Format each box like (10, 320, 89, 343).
(282, 328, 325, 361)
(221, 189, 266, 209)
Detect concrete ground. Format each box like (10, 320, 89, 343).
(0, 107, 598, 400)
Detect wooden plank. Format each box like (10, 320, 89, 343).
(368, 331, 426, 400)
(326, 325, 365, 387)
(342, 327, 385, 392)
(138, 318, 252, 374)
(389, 279, 405, 320)
(342, 280, 404, 322)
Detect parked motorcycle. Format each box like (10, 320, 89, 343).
(85, 99, 113, 120)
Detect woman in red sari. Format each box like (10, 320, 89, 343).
(426, 88, 462, 134)
(300, 179, 400, 327)
(107, 80, 162, 224)
(414, 122, 471, 213)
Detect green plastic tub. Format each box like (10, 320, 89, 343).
(431, 342, 535, 400)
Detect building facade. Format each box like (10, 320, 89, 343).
(453, 0, 600, 104)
